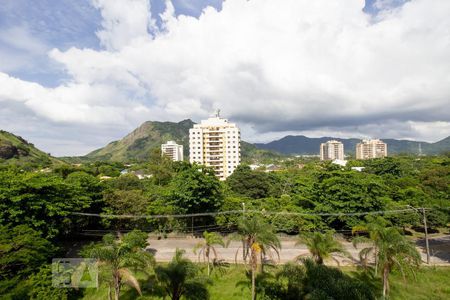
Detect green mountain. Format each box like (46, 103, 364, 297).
(84, 119, 280, 162)
(82, 120, 449, 162)
(86, 119, 194, 161)
(0, 130, 63, 166)
(254, 135, 450, 156)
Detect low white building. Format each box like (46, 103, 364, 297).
(351, 167, 365, 172)
(332, 159, 348, 167)
(161, 141, 183, 161)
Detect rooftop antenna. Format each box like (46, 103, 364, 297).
(215, 108, 221, 118)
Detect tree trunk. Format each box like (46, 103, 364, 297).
(251, 249, 257, 300)
(172, 287, 181, 300)
(114, 273, 120, 300)
(251, 265, 256, 300)
(108, 284, 112, 300)
(382, 265, 390, 298)
(207, 253, 210, 276)
(173, 292, 180, 300)
(374, 246, 378, 276)
(260, 252, 264, 273)
(317, 256, 324, 265)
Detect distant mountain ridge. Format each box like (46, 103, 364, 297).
(254, 135, 450, 156)
(86, 119, 195, 161)
(3, 123, 448, 165)
(0, 130, 63, 166)
(85, 119, 279, 162)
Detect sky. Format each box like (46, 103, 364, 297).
(0, 0, 449, 156)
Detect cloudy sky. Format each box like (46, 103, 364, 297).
(0, 0, 449, 156)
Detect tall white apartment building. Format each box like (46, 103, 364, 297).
(161, 141, 183, 161)
(320, 140, 344, 160)
(189, 111, 240, 180)
(356, 139, 388, 159)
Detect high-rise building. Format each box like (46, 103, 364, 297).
(161, 141, 183, 161)
(189, 110, 240, 180)
(320, 140, 345, 160)
(356, 139, 387, 159)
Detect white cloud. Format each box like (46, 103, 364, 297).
(0, 0, 449, 155)
(92, 0, 153, 50)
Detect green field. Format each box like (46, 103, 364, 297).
(81, 265, 450, 300)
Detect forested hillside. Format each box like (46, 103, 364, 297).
(0, 130, 63, 166)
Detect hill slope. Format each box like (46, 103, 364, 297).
(85, 119, 281, 162)
(0, 130, 63, 166)
(86, 119, 194, 161)
(423, 136, 450, 154)
(254, 135, 450, 156)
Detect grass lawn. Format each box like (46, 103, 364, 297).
(81, 265, 450, 300)
(389, 266, 450, 300)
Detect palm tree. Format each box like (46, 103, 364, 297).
(235, 216, 281, 300)
(193, 231, 226, 276)
(83, 230, 154, 300)
(155, 249, 209, 300)
(297, 231, 350, 265)
(376, 227, 421, 298)
(352, 216, 390, 275)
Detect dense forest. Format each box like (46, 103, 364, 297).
(0, 153, 449, 298)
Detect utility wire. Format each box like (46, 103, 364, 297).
(69, 207, 429, 219)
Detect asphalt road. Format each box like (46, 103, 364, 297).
(146, 235, 450, 266)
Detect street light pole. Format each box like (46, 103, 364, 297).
(241, 202, 246, 261)
(422, 207, 430, 264)
(408, 205, 430, 264)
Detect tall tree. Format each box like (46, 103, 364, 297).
(101, 189, 149, 230)
(148, 147, 175, 185)
(169, 164, 223, 214)
(352, 216, 390, 275)
(353, 219, 422, 297)
(235, 216, 281, 300)
(155, 249, 209, 300)
(297, 231, 349, 265)
(376, 227, 421, 298)
(0, 225, 55, 296)
(226, 165, 281, 199)
(310, 170, 390, 229)
(193, 231, 226, 276)
(0, 170, 92, 238)
(83, 230, 154, 300)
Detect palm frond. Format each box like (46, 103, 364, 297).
(118, 268, 142, 295)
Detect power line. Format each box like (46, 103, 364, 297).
(69, 208, 429, 219)
(69, 210, 245, 219)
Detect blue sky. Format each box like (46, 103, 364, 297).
(0, 0, 448, 156)
(0, 0, 222, 86)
